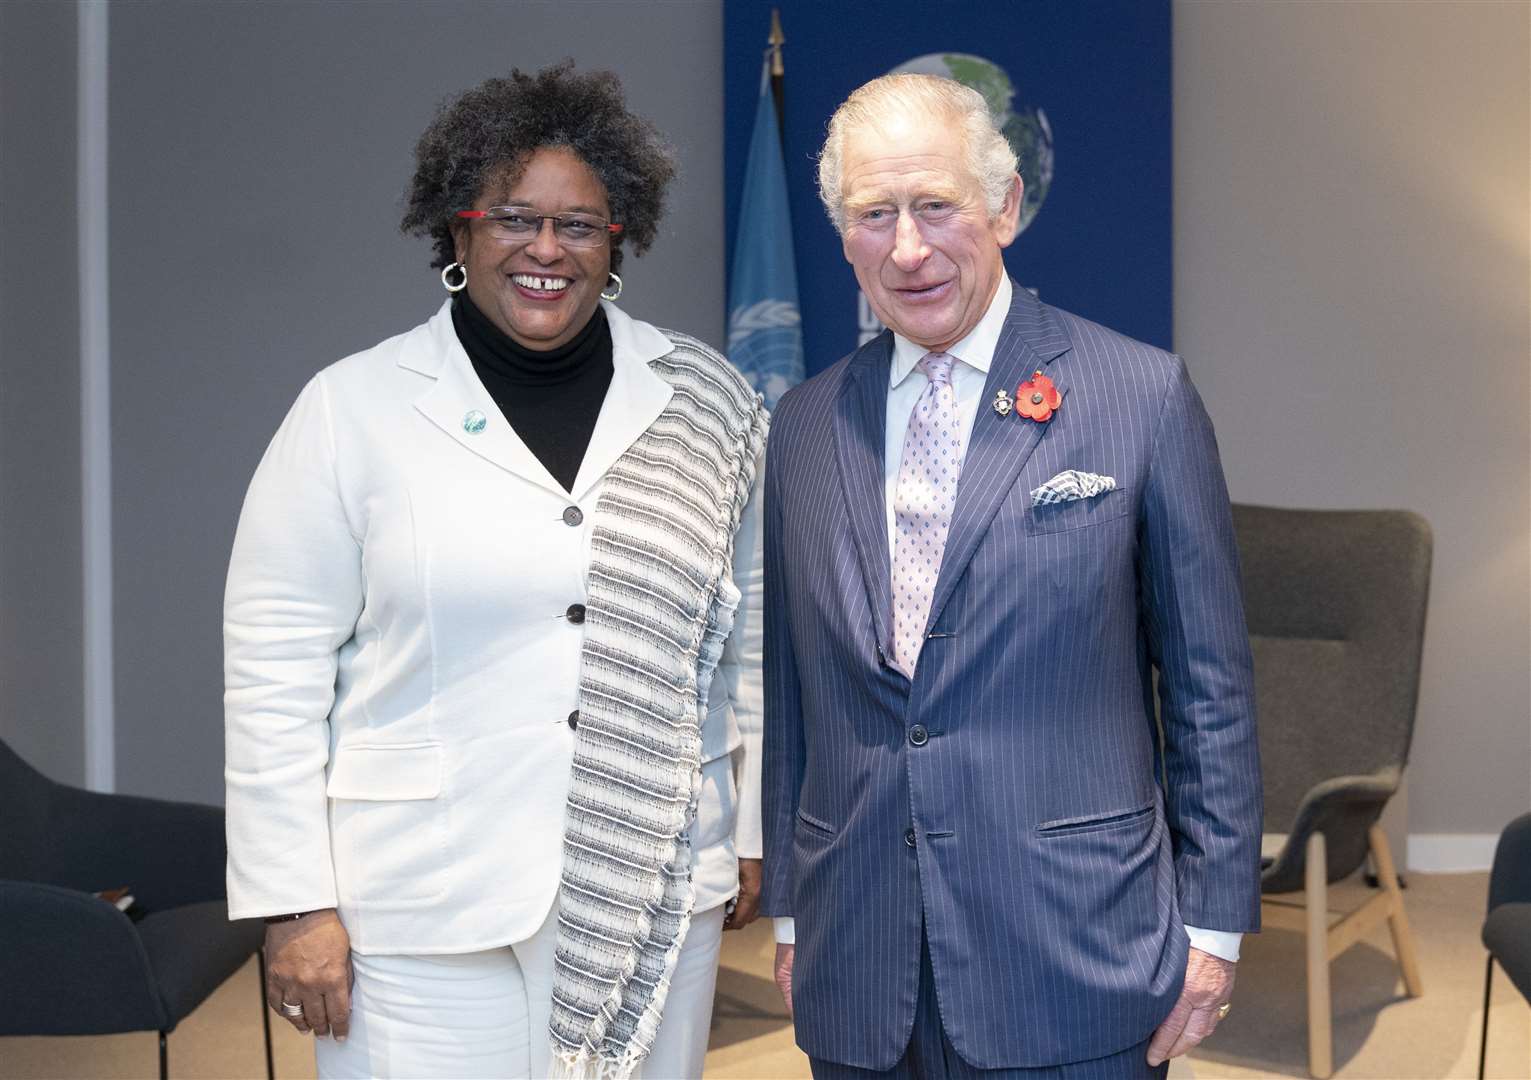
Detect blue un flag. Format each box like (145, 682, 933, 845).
(728, 62, 802, 409)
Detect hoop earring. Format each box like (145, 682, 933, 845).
(600, 272, 623, 302)
(441, 261, 468, 293)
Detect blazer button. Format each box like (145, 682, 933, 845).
(908, 724, 928, 747)
(566, 603, 586, 625)
(562, 506, 583, 527)
(904, 828, 917, 848)
(567, 710, 580, 731)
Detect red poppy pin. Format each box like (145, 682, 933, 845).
(1015, 370, 1061, 423)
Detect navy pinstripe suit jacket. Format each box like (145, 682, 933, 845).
(760, 283, 1262, 1071)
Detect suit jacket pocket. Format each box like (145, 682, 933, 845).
(795, 807, 836, 838)
(1027, 800, 1174, 1007)
(327, 743, 449, 906)
(690, 754, 738, 852)
(699, 698, 741, 765)
(1024, 486, 1130, 537)
(326, 742, 443, 800)
(1037, 799, 1155, 837)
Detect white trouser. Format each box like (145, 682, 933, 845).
(316, 902, 727, 1080)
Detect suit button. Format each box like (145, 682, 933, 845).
(904, 828, 917, 848)
(566, 603, 586, 625)
(562, 506, 583, 526)
(908, 724, 928, 747)
(567, 710, 579, 731)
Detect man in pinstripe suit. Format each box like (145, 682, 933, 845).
(760, 74, 1262, 1079)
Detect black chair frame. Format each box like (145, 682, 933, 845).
(0, 739, 272, 1078)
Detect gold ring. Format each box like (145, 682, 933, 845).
(1216, 1002, 1232, 1020)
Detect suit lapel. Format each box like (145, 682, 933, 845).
(568, 334, 673, 499)
(834, 334, 896, 660)
(924, 286, 1073, 635)
(409, 303, 568, 495)
(406, 300, 674, 500)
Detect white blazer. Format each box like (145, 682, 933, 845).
(224, 300, 763, 954)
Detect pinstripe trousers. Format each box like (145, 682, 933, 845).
(808, 927, 1168, 1080)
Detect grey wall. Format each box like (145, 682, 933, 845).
(3, 0, 1524, 848)
(0, 1, 85, 785)
(1174, 0, 1531, 840)
(106, 0, 725, 804)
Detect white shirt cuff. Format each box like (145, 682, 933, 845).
(773, 916, 796, 944)
(1184, 925, 1242, 962)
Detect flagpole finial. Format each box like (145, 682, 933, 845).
(768, 8, 785, 76)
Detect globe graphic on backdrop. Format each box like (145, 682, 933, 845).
(888, 53, 1054, 235)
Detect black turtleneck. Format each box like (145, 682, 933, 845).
(452, 293, 614, 493)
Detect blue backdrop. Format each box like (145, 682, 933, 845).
(724, 0, 1172, 379)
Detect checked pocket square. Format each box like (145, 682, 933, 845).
(1030, 469, 1117, 506)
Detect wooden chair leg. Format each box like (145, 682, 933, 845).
(1306, 831, 1334, 1079)
(1478, 955, 1493, 1080)
(1369, 825, 1424, 996)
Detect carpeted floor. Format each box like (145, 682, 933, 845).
(2, 872, 1525, 1079)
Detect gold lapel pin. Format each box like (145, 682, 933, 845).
(992, 388, 1014, 417)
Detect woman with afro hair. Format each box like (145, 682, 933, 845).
(224, 63, 767, 1079)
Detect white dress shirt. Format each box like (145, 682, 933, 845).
(773, 277, 1240, 964)
(881, 275, 1013, 557)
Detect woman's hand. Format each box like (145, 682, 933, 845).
(263, 909, 354, 1040)
(723, 857, 762, 930)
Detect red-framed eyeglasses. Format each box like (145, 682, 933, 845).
(456, 206, 623, 249)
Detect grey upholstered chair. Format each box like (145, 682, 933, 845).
(1479, 811, 1531, 1079)
(0, 737, 270, 1079)
(1231, 504, 1432, 1080)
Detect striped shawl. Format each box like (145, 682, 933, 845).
(549, 332, 767, 1078)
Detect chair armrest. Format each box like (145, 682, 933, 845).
(1488, 812, 1531, 911)
(1483, 902, 1531, 1003)
(1261, 768, 1399, 895)
(41, 788, 228, 913)
(0, 880, 167, 1035)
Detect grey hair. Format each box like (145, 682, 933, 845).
(816, 73, 1019, 237)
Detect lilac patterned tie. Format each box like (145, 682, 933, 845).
(891, 352, 962, 677)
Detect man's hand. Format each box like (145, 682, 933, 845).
(774, 942, 795, 1017)
(724, 858, 762, 930)
(264, 909, 354, 1040)
(1146, 947, 1236, 1066)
